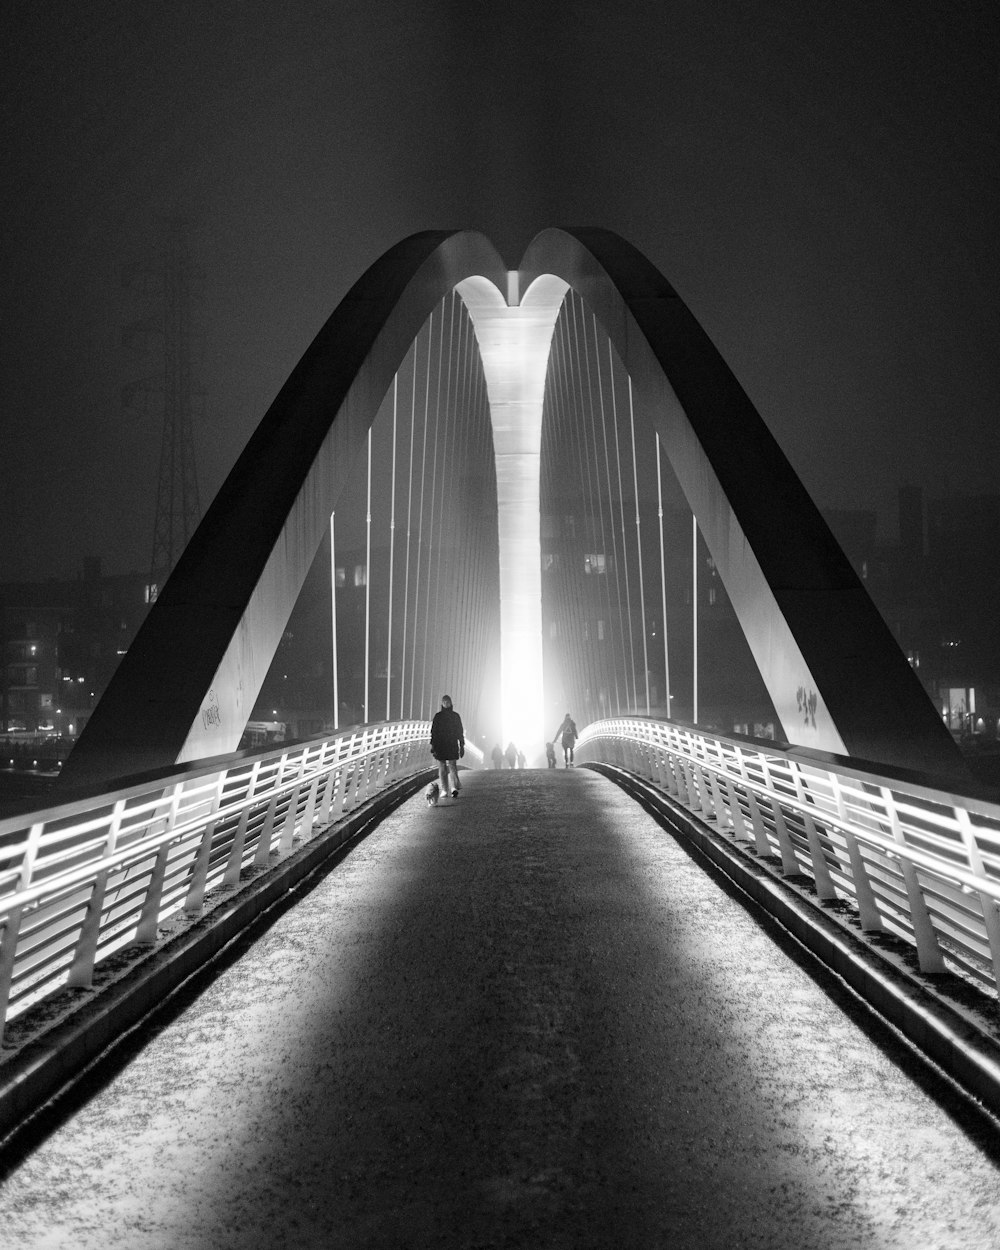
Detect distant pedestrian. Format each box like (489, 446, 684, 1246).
(491, 743, 504, 770)
(517, 749, 526, 769)
(430, 694, 465, 799)
(554, 712, 577, 767)
(505, 741, 517, 769)
(545, 741, 556, 769)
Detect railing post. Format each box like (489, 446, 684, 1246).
(254, 791, 281, 867)
(693, 761, 714, 819)
(69, 800, 126, 986)
(332, 758, 351, 815)
(223, 760, 262, 887)
(0, 820, 45, 1037)
(787, 764, 837, 899)
(185, 774, 226, 916)
(744, 788, 773, 858)
(134, 784, 184, 943)
(955, 806, 1000, 986)
(278, 771, 305, 853)
(758, 760, 799, 875)
(722, 774, 751, 842)
(135, 841, 171, 945)
(878, 786, 945, 973)
(832, 777, 883, 932)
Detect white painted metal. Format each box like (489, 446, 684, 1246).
(457, 273, 566, 755)
(577, 717, 1000, 996)
(0, 721, 436, 1040)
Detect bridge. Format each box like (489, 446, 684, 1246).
(1, 230, 999, 1243)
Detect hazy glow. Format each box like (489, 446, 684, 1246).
(458, 274, 568, 760)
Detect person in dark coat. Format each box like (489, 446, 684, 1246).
(504, 741, 517, 769)
(491, 743, 504, 770)
(554, 712, 578, 766)
(430, 694, 465, 798)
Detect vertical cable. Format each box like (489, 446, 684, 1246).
(607, 339, 637, 713)
(593, 322, 626, 717)
(692, 514, 699, 724)
(569, 296, 602, 723)
(428, 293, 456, 704)
(581, 309, 614, 720)
(330, 511, 339, 730)
(420, 298, 447, 714)
(400, 335, 418, 719)
(628, 377, 650, 715)
(410, 312, 433, 718)
(385, 374, 398, 720)
(364, 427, 372, 722)
(656, 432, 671, 719)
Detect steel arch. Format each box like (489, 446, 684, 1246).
(520, 227, 964, 779)
(61, 227, 965, 788)
(62, 231, 508, 786)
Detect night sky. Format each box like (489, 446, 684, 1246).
(2, 0, 997, 582)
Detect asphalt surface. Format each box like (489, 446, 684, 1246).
(0, 767, 999, 1248)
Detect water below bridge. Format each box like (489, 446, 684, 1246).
(0, 767, 998, 1248)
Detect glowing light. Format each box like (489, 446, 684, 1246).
(458, 273, 568, 761)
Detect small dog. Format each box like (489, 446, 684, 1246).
(424, 781, 440, 807)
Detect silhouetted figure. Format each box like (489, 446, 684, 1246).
(517, 749, 526, 769)
(554, 713, 577, 767)
(491, 743, 504, 770)
(545, 741, 556, 769)
(430, 694, 464, 799)
(505, 741, 517, 769)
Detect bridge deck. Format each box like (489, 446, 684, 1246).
(1, 768, 998, 1247)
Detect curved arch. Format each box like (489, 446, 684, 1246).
(62, 232, 508, 786)
(520, 227, 964, 779)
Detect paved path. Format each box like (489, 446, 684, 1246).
(1, 768, 999, 1248)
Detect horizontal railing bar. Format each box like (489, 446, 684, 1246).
(579, 717, 1000, 996)
(638, 734, 1000, 902)
(0, 719, 437, 1036)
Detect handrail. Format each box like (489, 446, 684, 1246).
(0, 719, 444, 1038)
(577, 717, 1000, 996)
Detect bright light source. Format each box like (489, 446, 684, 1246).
(458, 272, 568, 761)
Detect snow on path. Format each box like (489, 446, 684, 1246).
(0, 768, 998, 1248)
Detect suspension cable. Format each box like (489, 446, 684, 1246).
(692, 514, 699, 724)
(330, 510, 339, 730)
(384, 375, 398, 719)
(364, 427, 372, 722)
(627, 376, 650, 714)
(656, 432, 671, 719)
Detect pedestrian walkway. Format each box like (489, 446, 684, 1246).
(1, 768, 999, 1248)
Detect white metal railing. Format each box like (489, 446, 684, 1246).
(0, 719, 440, 1039)
(578, 717, 1000, 996)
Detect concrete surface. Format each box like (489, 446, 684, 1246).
(0, 768, 999, 1248)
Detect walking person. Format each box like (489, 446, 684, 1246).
(430, 694, 465, 799)
(554, 712, 578, 767)
(505, 741, 517, 770)
(491, 743, 504, 770)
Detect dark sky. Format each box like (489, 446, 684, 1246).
(2, 0, 997, 581)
